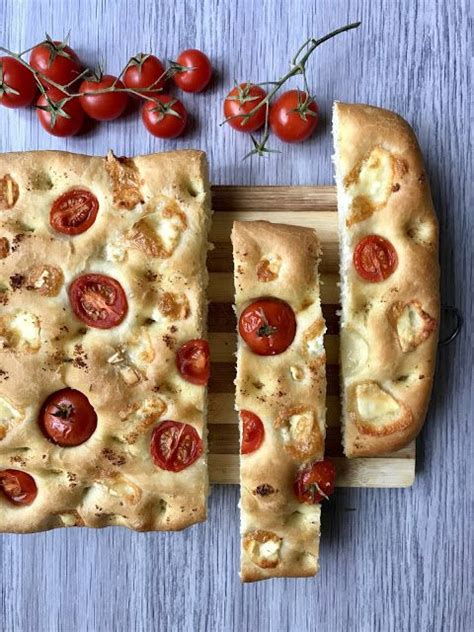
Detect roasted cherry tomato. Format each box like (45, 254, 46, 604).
(79, 74, 128, 121)
(39, 388, 97, 447)
(240, 410, 265, 455)
(176, 339, 210, 385)
(171, 49, 212, 93)
(269, 90, 319, 143)
(150, 421, 203, 472)
(141, 95, 188, 138)
(294, 459, 336, 504)
(36, 87, 84, 137)
(123, 53, 166, 95)
(0, 57, 37, 108)
(0, 469, 38, 505)
(50, 189, 99, 235)
(353, 235, 398, 282)
(29, 39, 82, 86)
(69, 274, 128, 329)
(239, 297, 296, 355)
(223, 83, 267, 132)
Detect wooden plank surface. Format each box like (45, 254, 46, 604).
(0, 1, 471, 632)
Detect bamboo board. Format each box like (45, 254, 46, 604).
(207, 186, 416, 488)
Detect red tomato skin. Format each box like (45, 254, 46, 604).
(223, 83, 267, 133)
(69, 274, 128, 329)
(294, 459, 336, 504)
(50, 189, 99, 235)
(353, 235, 398, 282)
(79, 75, 128, 121)
(141, 96, 188, 139)
(0, 469, 38, 505)
(150, 421, 203, 472)
(176, 339, 210, 385)
(29, 41, 81, 86)
(0, 57, 37, 108)
(172, 49, 212, 93)
(123, 54, 166, 95)
(240, 410, 265, 455)
(269, 90, 319, 143)
(238, 297, 296, 356)
(36, 87, 84, 137)
(39, 388, 97, 447)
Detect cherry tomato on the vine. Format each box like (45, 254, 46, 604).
(223, 83, 267, 133)
(269, 89, 319, 143)
(79, 74, 128, 121)
(141, 95, 188, 138)
(123, 53, 167, 96)
(171, 49, 212, 93)
(36, 87, 84, 137)
(0, 57, 37, 108)
(29, 38, 82, 87)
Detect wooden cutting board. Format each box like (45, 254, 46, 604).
(207, 185, 416, 488)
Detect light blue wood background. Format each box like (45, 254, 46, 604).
(0, 1, 472, 631)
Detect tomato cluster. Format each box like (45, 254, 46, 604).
(0, 37, 212, 138)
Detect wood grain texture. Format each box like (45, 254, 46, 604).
(0, 1, 472, 631)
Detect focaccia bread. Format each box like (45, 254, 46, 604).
(333, 102, 440, 457)
(232, 220, 327, 582)
(0, 149, 211, 532)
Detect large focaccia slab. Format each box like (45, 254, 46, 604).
(333, 102, 440, 457)
(0, 149, 211, 532)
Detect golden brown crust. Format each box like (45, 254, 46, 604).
(333, 102, 440, 457)
(0, 149, 211, 532)
(232, 220, 326, 582)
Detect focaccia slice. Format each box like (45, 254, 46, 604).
(333, 102, 440, 457)
(0, 149, 211, 532)
(232, 220, 327, 582)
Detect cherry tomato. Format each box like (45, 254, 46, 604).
(50, 189, 99, 235)
(79, 74, 128, 121)
(240, 410, 265, 455)
(0, 57, 37, 108)
(269, 90, 319, 143)
(141, 95, 188, 138)
(36, 87, 84, 137)
(0, 469, 37, 505)
(123, 53, 166, 95)
(353, 235, 398, 282)
(29, 39, 82, 87)
(239, 297, 296, 355)
(150, 421, 203, 472)
(69, 274, 128, 329)
(39, 388, 97, 447)
(294, 459, 336, 504)
(171, 49, 212, 93)
(223, 83, 267, 132)
(176, 339, 210, 386)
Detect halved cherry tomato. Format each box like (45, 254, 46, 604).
(0, 469, 38, 505)
(0, 57, 37, 108)
(223, 83, 267, 132)
(123, 53, 166, 95)
(269, 90, 319, 143)
(171, 49, 212, 93)
(176, 339, 210, 385)
(294, 459, 336, 504)
(150, 421, 203, 472)
(79, 74, 128, 121)
(353, 235, 398, 282)
(240, 410, 264, 455)
(39, 388, 97, 447)
(29, 39, 82, 87)
(40, 391, 96, 447)
(36, 87, 84, 137)
(69, 274, 128, 329)
(141, 95, 188, 138)
(239, 297, 296, 355)
(50, 189, 99, 235)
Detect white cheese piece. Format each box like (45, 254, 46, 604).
(341, 328, 369, 376)
(0, 396, 23, 439)
(347, 146, 393, 203)
(105, 240, 128, 263)
(355, 382, 401, 422)
(7, 311, 41, 352)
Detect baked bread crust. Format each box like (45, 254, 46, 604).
(232, 220, 326, 582)
(0, 149, 211, 532)
(333, 102, 440, 457)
